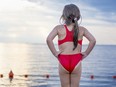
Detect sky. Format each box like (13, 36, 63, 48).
(0, 0, 116, 45)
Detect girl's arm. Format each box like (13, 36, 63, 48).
(46, 25, 61, 58)
(82, 27, 96, 59)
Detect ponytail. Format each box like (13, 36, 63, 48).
(73, 18, 79, 50)
(63, 14, 80, 50)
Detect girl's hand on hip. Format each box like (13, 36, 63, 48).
(55, 51, 62, 58)
(81, 52, 88, 60)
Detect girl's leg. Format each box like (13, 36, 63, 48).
(58, 64, 71, 87)
(71, 62, 82, 87)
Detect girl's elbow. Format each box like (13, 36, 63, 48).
(93, 40, 96, 45)
(46, 37, 52, 43)
(89, 38, 96, 44)
(93, 38, 96, 43)
(91, 38, 96, 44)
(46, 37, 49, 43)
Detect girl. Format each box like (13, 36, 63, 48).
(46, 4, 96, 87)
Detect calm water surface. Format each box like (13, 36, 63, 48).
(0, 43, 116, 87)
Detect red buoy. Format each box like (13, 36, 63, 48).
(9, 70, 14, 78)
(24, 74, 28, 78)
(46, 74, 50, 79)
(112, 76, 116, 79)
(90, 75, 94, 79)
(0, 74, 3, 78)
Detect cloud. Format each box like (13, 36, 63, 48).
(75, 1, 116, 44)
(0, 0, 34, 11)
(0, 0, 116, 44)
(0, 0, 61, 43)
(27, 0, 44, 5)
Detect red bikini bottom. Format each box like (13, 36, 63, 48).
(58, 53, 82, 74)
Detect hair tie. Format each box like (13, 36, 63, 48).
(74, 18, 77, 21)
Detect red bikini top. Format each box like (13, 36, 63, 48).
(58, 25, 82, 45)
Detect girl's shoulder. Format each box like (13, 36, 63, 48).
(79, 26, 89, 36)
(79, 26, 88, 33)
(54, 24, 64, 29)
(79, 26, 87, 31)
(53, 24, 65, 32)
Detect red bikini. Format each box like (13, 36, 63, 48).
(58, 25, 82, 45)
(58, 25, 83, 73)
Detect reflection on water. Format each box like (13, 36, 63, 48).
(0, 43, 55, 87)
(0, 43, 30, 73)
(0, 43, 116, 87)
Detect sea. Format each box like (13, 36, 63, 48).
(0, 43, 116, 87)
